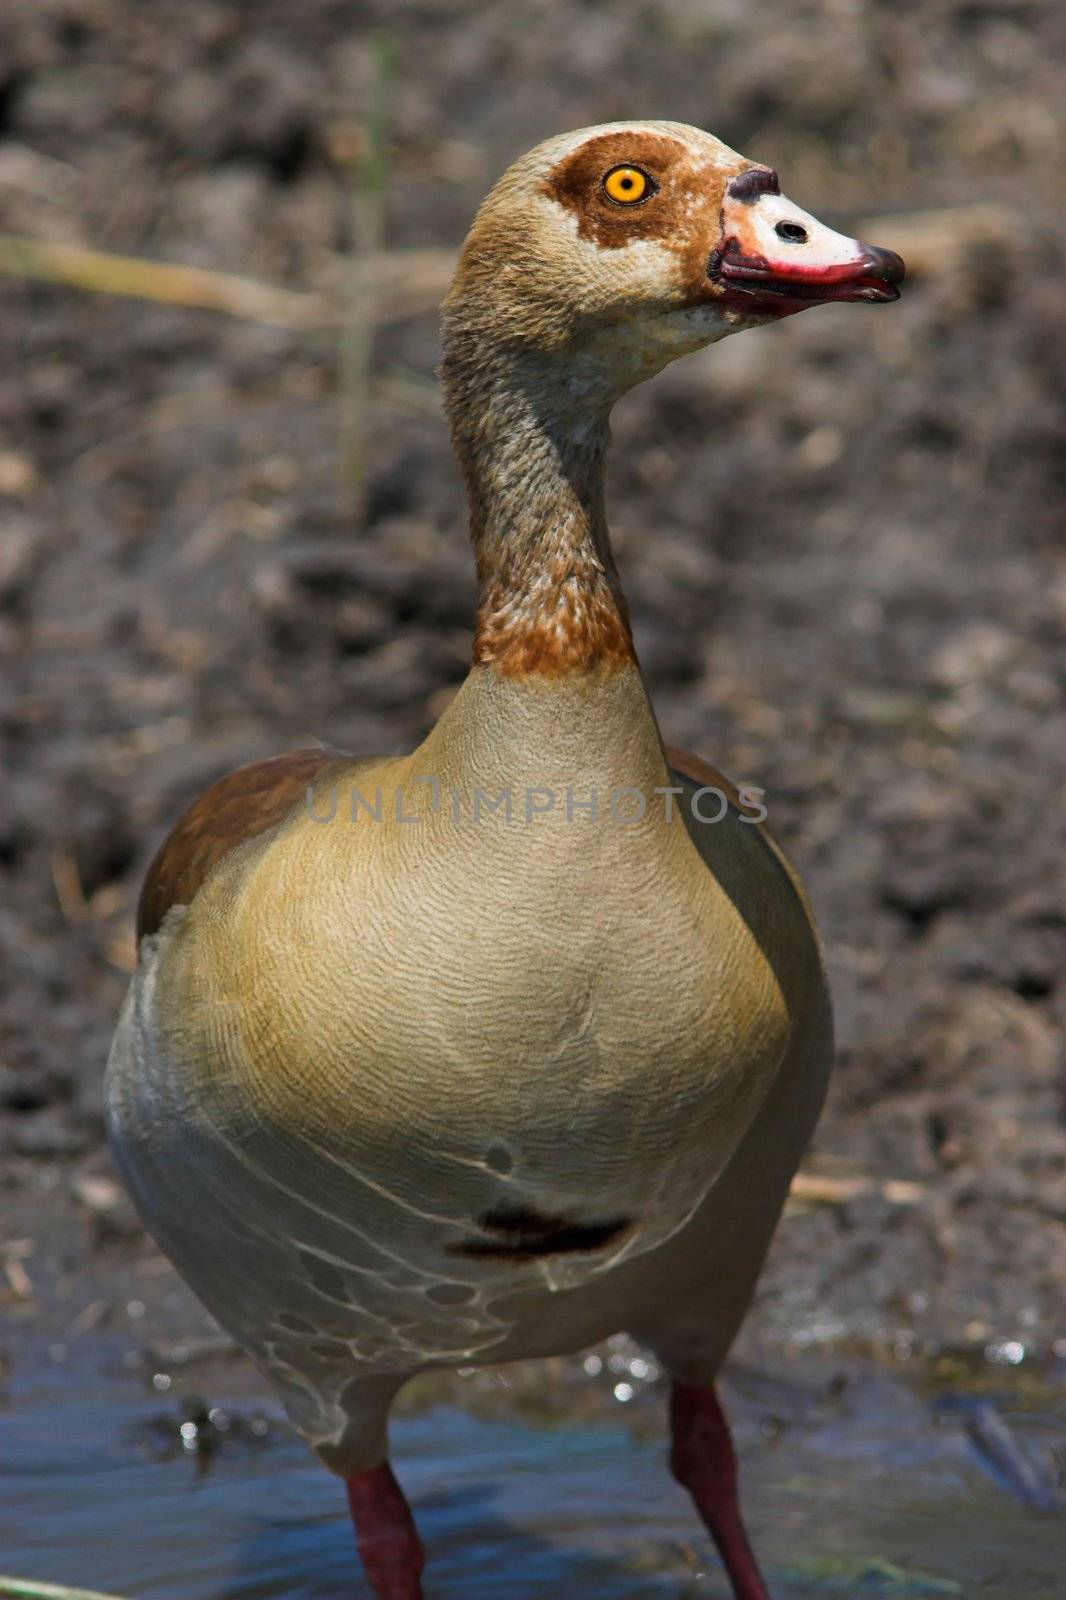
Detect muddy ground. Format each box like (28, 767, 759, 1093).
(1, 0, 1065, 1384)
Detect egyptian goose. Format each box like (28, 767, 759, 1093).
(106, 121, 903, 1599)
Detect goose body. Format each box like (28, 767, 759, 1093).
(107, 121, 902, 1598)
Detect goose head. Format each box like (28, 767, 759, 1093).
(443, 119, 904, 407)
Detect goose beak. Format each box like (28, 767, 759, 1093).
(711, 171, 906, 316)
(715, 239, 905, 306)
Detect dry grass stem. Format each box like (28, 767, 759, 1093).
(0, 1581, 134, 1599)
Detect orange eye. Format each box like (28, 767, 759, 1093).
(603, 165, 650, 204)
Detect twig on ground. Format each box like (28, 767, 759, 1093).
(0, 1581, 135, 1600)
(787, 1170, 926, 1211)
(0, 235, 333, 328)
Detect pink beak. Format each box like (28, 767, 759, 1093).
(714, 238, 905, 306)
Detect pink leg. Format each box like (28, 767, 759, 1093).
(669, 1380, 771, 1600)
(345, 1463, 426, 1600)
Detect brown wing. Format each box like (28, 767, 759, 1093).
(666, 744, 762, 820)
(665, 743, 813, 913)
(137, 748, 353, 943)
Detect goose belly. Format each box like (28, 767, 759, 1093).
(106, 803, 821, 1455)
(110, 883, 794, 1327)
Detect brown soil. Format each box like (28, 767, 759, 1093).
(1, 0, 1065, 1368)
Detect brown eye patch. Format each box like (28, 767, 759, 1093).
(543, 129, 746, 262)
(546, 131, 688, 248)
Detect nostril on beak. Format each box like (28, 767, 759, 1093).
(775, 221, 808, 243)
(860, 244, 906, 285)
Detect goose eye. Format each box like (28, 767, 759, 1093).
(603, 165, 651, 204)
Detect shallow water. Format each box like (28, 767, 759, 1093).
(2, 1343, 1064, 1600)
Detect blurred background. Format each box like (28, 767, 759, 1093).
(1, 3, 1065, 1595)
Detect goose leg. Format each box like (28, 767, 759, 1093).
(345, 1463, 426, 1600)
(669, 1380, 771, 1600)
